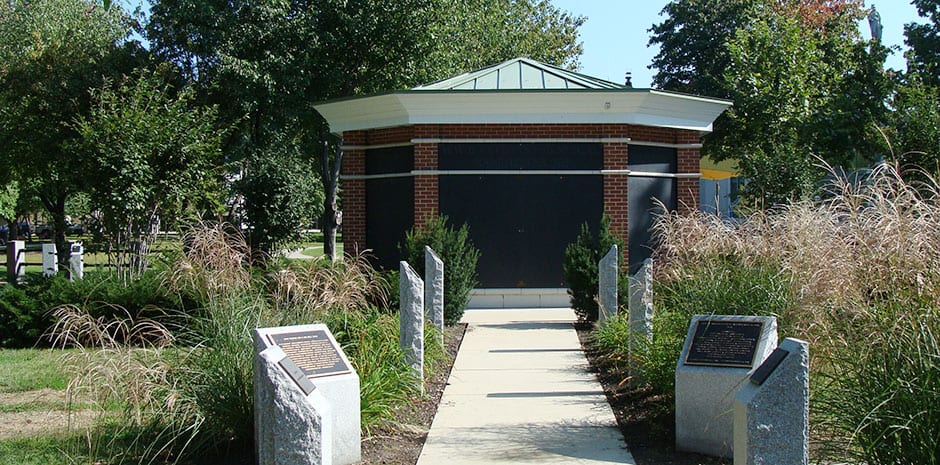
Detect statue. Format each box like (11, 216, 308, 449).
(868, 5, 883, 43)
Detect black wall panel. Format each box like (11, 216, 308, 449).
(365, 147, 414, 270)
(628, 145, 677, 274)
(439, 143, 603, 288)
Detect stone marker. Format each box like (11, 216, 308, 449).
(255, 324, 360, 465)
(424, 246, 444, 340)
(400, 261, 424, 392)
(675, 315, 778, 458)
(734, 338, 809, 465)
(42, 243, 57, 278)
(69, 242, 84, 281)
(628, 258, 654, 355)
(598, 245, 619, 326)
(255, 344, 333, 465)
(5, 240, 24, 284)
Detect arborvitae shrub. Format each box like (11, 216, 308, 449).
(400, 216, 480, 325)
(563, 216, 628, 322)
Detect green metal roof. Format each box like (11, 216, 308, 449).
(414, 57, 627, 91)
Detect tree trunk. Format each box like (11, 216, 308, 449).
(320, 132, 343, 262)
(40, 193, 70, 273)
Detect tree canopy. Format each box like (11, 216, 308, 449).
(0, 0, 144, 260)
(146, 0, 584, 254)
(650, 0, 892, 206)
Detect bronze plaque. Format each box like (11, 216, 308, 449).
(683, 320, 763, 368)
(268, 330, 351, 378)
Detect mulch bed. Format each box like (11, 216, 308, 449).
(575, 323, 729, 465)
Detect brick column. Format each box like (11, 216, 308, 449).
(676, 130, 702, 215)
(603, 142, 629, 266)
(341, 131, 367, 255)
(413, 141, 439, 229)
(413, 125, 439, 230)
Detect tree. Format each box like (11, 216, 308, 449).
(906, 0, 940, 88)
(648, 0, 759, 98)
(889, 78, 940, 185)
(0, 0, 142, 264)
(146, 0, 584, 258)
(73, 70, 224, 280)
(650, 0, 890, 206)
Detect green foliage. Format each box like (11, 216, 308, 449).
(0, 272, 185, 349)
(906, 0, 940, 88)
(0, 0, 143, 262)
(400, 216, 480, 325)
(649, 0, 758, 98)
(0, 282, 50, 348)
(635, 258, 794, 397)
(237, 142, 324, 255)
(146, 0, 583, 254)
(651, 0, 891, 206)
(816, 300, 940, 465)
(75, 70, 224, 238)
(889, 78, 940, 184)
(562, 216, 627, 323)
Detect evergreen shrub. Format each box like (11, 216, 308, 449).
(400, 216, 480, 325)
(562, 215, 628, 322)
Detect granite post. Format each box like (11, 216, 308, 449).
(6, 240, 24, 284)
(628, 258, 654, 354)
(42, 243, 57, 278)
(424, 246, 444, 341)
(598, 245, 619, 326)
(400, 261, 425, 392)
(675, 315, 778, 458)
(255, 345, 333, 465)
(69, 242, 84, 281)
(734, 338, 809, 465)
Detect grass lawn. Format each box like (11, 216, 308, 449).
(0, 349, 68, 393)
(300, 242, 344, 258)
(0, 436, 80, 465)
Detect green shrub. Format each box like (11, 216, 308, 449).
(0, 281, 50, 348)
(635, 257, 795, 396)
(400, 216, 480, 325)
(562, 216, 628, 322)
(0, 271, 184, 348)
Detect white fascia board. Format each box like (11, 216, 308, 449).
(314, 94, 410, 133)
(315, 91, 731, 134)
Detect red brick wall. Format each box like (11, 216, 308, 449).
(676, 129, 703, 215)
(603, 142, 629, 266)
(413, 141, 439, 228)
(340, 123, 704, 260)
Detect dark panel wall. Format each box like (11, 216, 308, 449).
(365, 146, 414, 270)
(628, 145, 677, 274)
(439, 143, 603, 288)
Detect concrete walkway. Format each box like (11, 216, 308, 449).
(417, 308, 636, 464)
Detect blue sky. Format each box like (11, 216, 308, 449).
(551, 1, 924, 88)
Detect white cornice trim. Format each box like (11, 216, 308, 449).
(629, 141, 703, 149)
(340, 141, 414, 151)
(411, 138, 632, 144)
(315, 91, 731, 134)
(342, 170, 702, 180)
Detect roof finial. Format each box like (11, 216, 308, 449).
(624, 71, 633, 88)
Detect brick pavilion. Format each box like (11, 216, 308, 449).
(314, 58, 731, 308)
